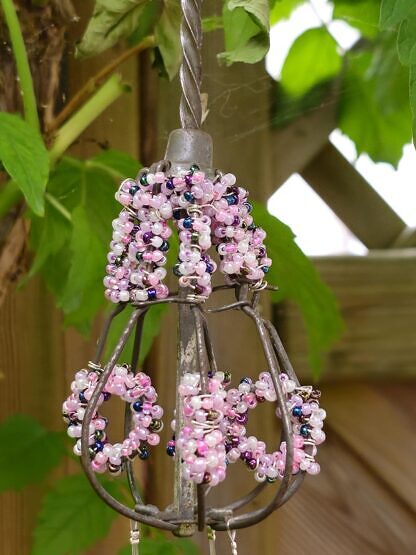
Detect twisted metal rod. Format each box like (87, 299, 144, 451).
(180, 0, 203, 129)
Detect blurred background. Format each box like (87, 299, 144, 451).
(0, 0, 415, 554)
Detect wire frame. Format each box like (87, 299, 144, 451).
(80, 282, 307, 536)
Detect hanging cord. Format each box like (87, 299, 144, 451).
(130, 520, 140, 555)
(226, 518, 238, 555)
(180, 0, 203, 129)
(207, 526, 217, 555)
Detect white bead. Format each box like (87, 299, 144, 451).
(284, 380, 296, 393)
(134, 289, 148, 301)
(119, 290, 130, 302)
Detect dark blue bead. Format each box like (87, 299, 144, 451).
(190, 164, 200, 173)
(173, 209, 183, 220)
(129, 185, 139, 196)
(160, 240, 169, 252)
(133, 401, 143, 412)
(183, 217, 193, 229)
(139, 174, 148, 186)
(173, 264, 182, 277)
(226, 195, 238, 205)
(206, 263, 214, 274)
(95, 441, 104, 452)
(262, 266, 270, 274)
(300, 424, 311, 437)
(166, 446, 175, 457)
(103, 392, 111, 401)
(166, 179, 175, 190)
(147, 288, 157, 300)
(240, 377, 252, 384)
(135, 252, 143, 261)
(292, 406, 302, 417)
(244, 201, 253, 213)
(139, 448, 150, 460)
(184, 191, 194, 203)
(79, 391, 87, 403)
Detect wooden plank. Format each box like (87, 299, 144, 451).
(393, 226, 416, 248)
(272, 426, 416, 554)
(301, 142, 406, 249)
(271, 101, 336, 188)
(278, 251, 416, 381)
(324, 383, 416, 514)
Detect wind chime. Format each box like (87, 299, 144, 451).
(62, 1, 326, 553)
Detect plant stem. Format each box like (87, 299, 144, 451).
(45, 193, 72, 222)
(48, 35, 155, 133)
(0, 0, 40, 131)
(49, 74, 130, 165)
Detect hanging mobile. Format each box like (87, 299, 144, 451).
(63, 0, 326, 552)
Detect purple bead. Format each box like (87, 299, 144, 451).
(247, 458, 257, 470)
(166, 179, 174, 190)
(231, 437, 240, 448)
(142, 232, 153, 244)
(242, 451, 252, 461)
(233, 216, 240, 226)
(236, 413, 248, 425)
(185, 174, 193, 185)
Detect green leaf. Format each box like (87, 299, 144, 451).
(251, 202, 343, 378)
(397, 6, 416, 64)
(333, 0, 380, 38)
(380, 0, 414, 30)
(409, 63, 416, 142)
(281, 28, 342, 96)
(270, 0, 304, 24)
(202, 15, 224, 32)
(105, 303, 167, 364)
(29, 204, 71, 278)
(60, 167, 119, 333)
(31, 474, 119, 555)
(339, 42, 412, 165)
(0, 414, 66, 492)
(90, 149, 142, 180)
(155, 0, 182, 80)
(0, 113, 49, 216)
(220, 0, 270, 65)
(128, 0, 163, 45)
(76, 0, 152, 58)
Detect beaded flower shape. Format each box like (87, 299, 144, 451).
(169, 371, 326, 486)
(63, 363, 163, 474)
(104, 165, 272, 304)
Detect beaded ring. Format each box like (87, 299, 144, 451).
(223, 372, 326, 481)
(170, 371, 325, 486)
(104, 165, 272, 303)
(63, 363, 163, 474)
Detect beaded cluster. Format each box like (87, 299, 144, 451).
(62, 363, 163, 474)
(104, 165, 271, 303)
(169, 371, 326, 485)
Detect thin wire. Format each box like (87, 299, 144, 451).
(130, 520, 140, 555)
(226, 518, 238, 555)
(207, 526, 217, 555)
